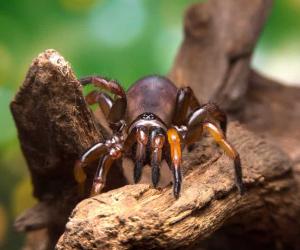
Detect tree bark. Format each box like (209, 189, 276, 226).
(11, 0, 300, 249)
(56, 123, 299, 250)
(11, 50, 127, 249)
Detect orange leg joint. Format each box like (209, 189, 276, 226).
(203, 122, 244, 194)
(167, 128, 182, 198)
(167, 128, 182, 168)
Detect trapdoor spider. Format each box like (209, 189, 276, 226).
(74, 75, 244, 198)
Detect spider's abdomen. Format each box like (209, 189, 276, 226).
(126, 75, 178, 125)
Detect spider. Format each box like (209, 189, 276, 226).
(74, 75, 244, 198)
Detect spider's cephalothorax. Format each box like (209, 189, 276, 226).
(74, 75, 245, 198)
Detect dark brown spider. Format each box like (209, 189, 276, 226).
(74, 75, 244, 198)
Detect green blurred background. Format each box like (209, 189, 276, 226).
(0, 0, 299, 249)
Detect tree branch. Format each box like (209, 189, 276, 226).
(56, 123, 300, 250)
(169, 0, 272, 111)
(11, 50, 126, 249)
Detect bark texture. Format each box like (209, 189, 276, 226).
(11, 0, 300, 249)
(11, 50, 126, 249)
(56, 123, 299, 250)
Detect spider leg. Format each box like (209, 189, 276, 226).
(188, 102, 227, 135)
(80, 75, 126, 98)
(150, 128, 165, 187)
(173, 87, 200, 126)
(134, 126, 149, 183)
(203, 122, 245, 194)
(85, 90, 113, 118)
(108, 97, 127, 132)
(184, 102, 227, 146)
(167, 128, 182, 198)
(90, 154, 114, 196)
(74, 142, 108, 195)
(79, 76, 127, 132)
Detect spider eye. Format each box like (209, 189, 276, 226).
(141, 112, 155, 120)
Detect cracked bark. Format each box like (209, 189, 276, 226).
(11, 0, 300, 249)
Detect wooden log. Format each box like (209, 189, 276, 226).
(11, 50, 127, 249)
(56, 123, 300, 250)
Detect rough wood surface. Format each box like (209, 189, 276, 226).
(238, 71, 300, 167)
(10, 0, 300, 249)
(11, 50, 127, 249)
(10, 50, 102, 200)
(56, 123, 300, 250)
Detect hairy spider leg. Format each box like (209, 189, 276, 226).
(134, 126, 149, 183)
(150, 127, 165, 187)
(203, 122, 244, 194)
(74, 142, 108, 195)
(167, 128, 182, 198)
(79, 76, 127, 132)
